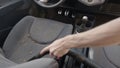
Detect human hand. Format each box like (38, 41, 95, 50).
(40, 35, 72, 59)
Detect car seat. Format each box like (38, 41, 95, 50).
(0, 16, 73, 68)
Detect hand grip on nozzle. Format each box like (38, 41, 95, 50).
(28, 51, 49, 61)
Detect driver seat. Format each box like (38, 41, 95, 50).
(0, 16, 73, 68)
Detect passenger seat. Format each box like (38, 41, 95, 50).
(0, 16, 73, 68)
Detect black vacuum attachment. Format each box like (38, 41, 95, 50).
(28, 50, 103, 68)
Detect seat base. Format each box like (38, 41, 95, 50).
(3, 16, 73, 64)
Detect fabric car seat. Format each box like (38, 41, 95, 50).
(0, 16, 73, 68)
(91, 45, 120, 68)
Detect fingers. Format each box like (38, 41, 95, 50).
(53, 50, 61, 59)
(50, 49, 61, 60)
(40, 45, 69, 60)
(52, 47, 69, 59)
(40, 38, 69, 58)
(40, 46, 50, 55)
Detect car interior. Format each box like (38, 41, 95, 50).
(0, 0, 120, 68)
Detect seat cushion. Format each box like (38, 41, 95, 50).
(30, 18, 68, 44)
(3, 16, 73, 63)
(9, 58, 58, 68)
(0, 48, 16, 68)
(104, 45, 120, 67)
(90, 46, 120, 68)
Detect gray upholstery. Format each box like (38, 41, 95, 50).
(0, 48, 16, 68)
(1, 16, 73, 68)
(104, 45, 120, 67)
(89, 46, 120, 68)
(30, 18, 66, 43)
(9, 58, 58, 68)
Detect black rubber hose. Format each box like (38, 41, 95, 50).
(28, 50, 103, 68)
(67, 50, 103, 68)
(28, 51, 49, 61)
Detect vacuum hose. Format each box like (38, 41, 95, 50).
(28, 50, 103, 68)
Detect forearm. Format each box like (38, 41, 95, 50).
(68, 17, 120, 48)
